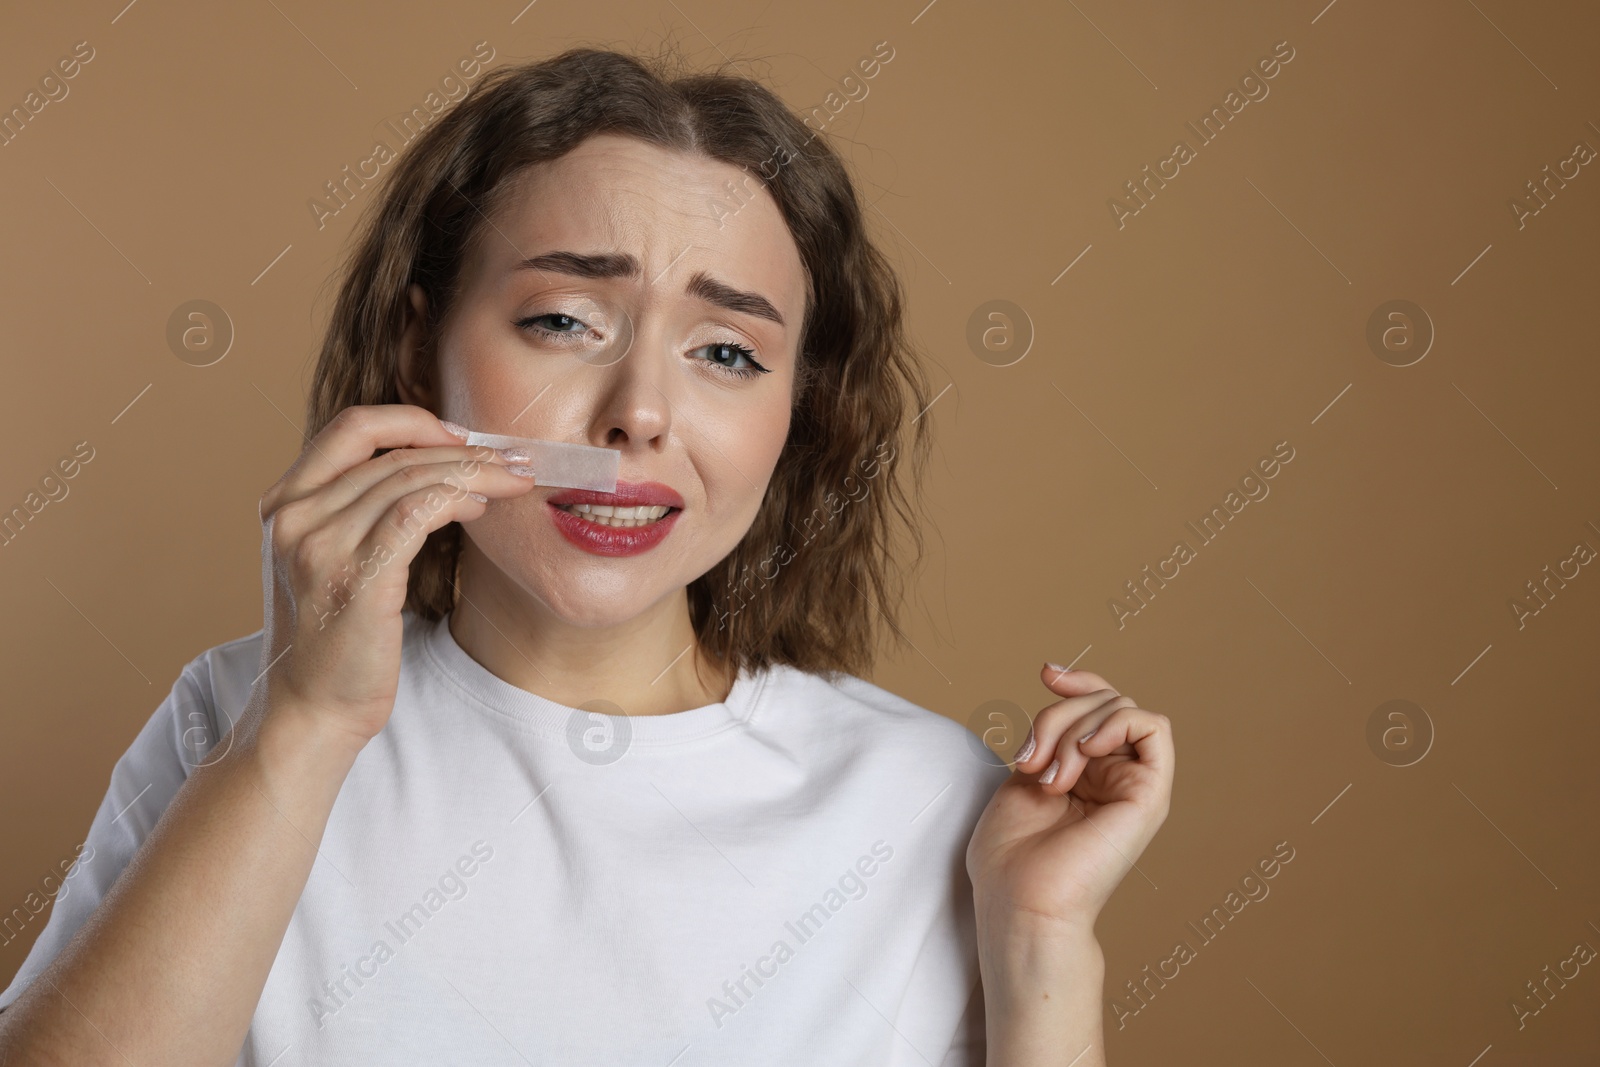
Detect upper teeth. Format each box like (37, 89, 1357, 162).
(559, 503, 671, 527)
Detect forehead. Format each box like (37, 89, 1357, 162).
(473, 133, 807, 315)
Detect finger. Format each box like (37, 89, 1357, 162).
(290, 443, 521, 521)
(1079, 705, 1174, 780)
(305, 482, 494, 622)
(1012, 689, 1133, 774)
(262, 405, 481, 516)
(1039, 661, 1120, 701)
(307, 460, 540, 559)
(1027, 694, 1140, 795)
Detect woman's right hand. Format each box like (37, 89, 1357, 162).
(250, 404, 539, 748)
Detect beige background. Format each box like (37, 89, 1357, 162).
(3, 0, 1598, 1061)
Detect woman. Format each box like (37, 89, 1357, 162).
(0, 47, 1172, 1065)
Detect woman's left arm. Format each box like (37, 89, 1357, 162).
(966, 665, 1176, 1067)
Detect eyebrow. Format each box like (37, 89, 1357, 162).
(512, 250, 786, 328)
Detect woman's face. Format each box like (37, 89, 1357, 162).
(405, 132, 808, 629)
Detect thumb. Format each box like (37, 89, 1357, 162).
(1040, 661, 1120, 700)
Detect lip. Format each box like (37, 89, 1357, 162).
(546, 481, 685, 509)
(545, 480, 684, 557)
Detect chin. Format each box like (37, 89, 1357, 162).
(525, 564, 678, 628)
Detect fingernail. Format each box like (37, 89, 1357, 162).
(498, 448, 531, 463)
(1045, 661, 1073, 674)
(506, 464, 538, 479)
(1011, 726, 1036, 763)
(469, 492, 488, 503)
(440, 419, 470, 440)
(1038, 758, 1060, 785)
(1079, 728, 1097, 744)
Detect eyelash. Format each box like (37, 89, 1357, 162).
(513, 313, 771, 380)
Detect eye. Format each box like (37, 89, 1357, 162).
(515, 312, 589, 339)
(515, 313, 771, 380)
(694, 341, 770, 380)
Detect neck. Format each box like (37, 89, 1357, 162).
(447, 541, 732, 717)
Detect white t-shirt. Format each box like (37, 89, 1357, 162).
(0, 609, 1010, 1065)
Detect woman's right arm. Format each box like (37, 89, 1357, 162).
(0, 405, 537, 1067)
(0, 688, 365, 1066)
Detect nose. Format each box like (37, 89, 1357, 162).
(585, 325, 672, 451)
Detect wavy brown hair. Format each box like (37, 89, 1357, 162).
(306, 45, 934, 681)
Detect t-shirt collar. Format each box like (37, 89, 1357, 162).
(418, 610, 767, 747)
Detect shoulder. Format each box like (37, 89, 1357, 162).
(187, 627, 264, 703)
(113, 624, 269, 782)
(188, 611, 438, 736)
(757, 664, 1013, 798)
(785, 666, 980, 748)
(169, 626, 264, 756)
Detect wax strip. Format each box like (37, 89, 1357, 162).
(462, 430, 619, 492)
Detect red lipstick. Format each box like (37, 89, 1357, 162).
(545, 480, 684, 556)
(545, 481, 685, 509)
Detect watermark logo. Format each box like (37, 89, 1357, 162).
(966, 300, 1033, 367)
(174, 683, 236, 769)
(565, 699, 632, 765)
(964, 699, 1028, 768)
(0, 440, 96, 549)
(706, 839, 894, 1029)
(1508, 522, 1598, 630)
(166, 300, 234, 367)
(1109, 840, 1297, 1029)
(1507, 131, 1596, 231)
(0, 843, 95, 948)
(1108, 440, 1296, 629)
(1365, 699, 1433, 767)
(1365, 299, 1432, 367)
(1510, 929, 1597, 1031)
(305, 840, 495, 1030)
(1108, 40, 1296, 229)
(0, 40, 96, 150)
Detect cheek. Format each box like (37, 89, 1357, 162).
(704, 397, 791, 512)
(438, 352, 521, 428)
(434, 312, 553, 423)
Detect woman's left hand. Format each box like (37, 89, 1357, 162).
(967, 665, 1175, 937)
